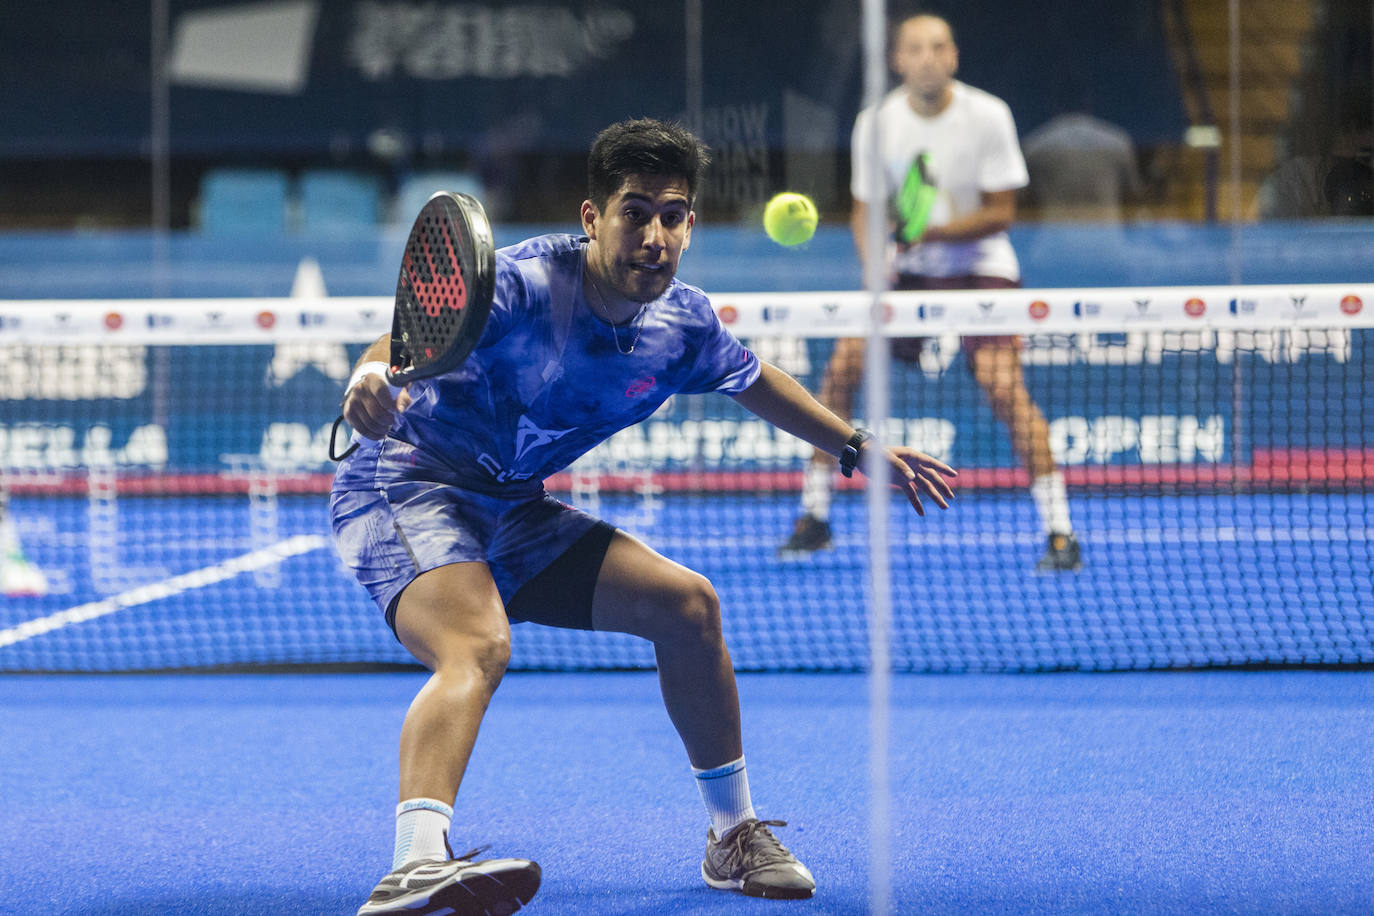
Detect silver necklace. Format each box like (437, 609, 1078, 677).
(586, 267, 648, 355)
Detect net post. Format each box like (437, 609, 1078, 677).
(860, 0, 892, 913)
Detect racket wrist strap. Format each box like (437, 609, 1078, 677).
(347, 360, 391, 394)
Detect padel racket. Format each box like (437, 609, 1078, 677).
(895, 152, 937, 244)
(330, 191, 496, 459)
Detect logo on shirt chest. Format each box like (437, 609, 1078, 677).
(514, 414, 574, 462)
(625, 376, 656, 397)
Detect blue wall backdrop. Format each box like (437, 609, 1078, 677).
(0, 222, 1370, 300)
(0, 0, 1184, 159)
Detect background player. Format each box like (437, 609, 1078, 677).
(781, 11, 1081, 572)
(333, 118, 958, 915)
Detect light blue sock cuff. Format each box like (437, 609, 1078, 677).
(396, 798, 454, 818)
(692, 756, 746, 781)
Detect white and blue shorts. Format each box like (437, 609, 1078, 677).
(330, 478, 614, 634)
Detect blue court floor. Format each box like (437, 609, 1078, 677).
(1, 670, 1371, 915)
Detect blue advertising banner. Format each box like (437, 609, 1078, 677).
(3, 0, 1185, 159)
(1, 298, 1368, 483)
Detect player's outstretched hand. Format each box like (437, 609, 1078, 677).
(343, 374, 411, 441)
(862, 445, 957, 517)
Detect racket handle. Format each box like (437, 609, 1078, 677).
(333, 363, 404, 457)
(348, 389, 402, 446)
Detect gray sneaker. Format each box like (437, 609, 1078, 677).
(701, 818, 816, 899)
(357, 849, 540, 916)
(1036, 533, 1083, 572)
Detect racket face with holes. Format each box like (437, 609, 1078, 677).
(387, 191, 496, 386)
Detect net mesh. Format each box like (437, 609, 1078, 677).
(2, 285, 1371, 671)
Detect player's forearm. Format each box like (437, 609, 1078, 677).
(733, 362, 856, 457)
(342, 334, 404, 440)
(921, 191, 1016, 243)
(921, 211, 1008, 242)
(353, 334, 391, 373)
(345, 334, 394, 407)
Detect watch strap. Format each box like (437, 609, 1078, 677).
(839, 428, 873, 478)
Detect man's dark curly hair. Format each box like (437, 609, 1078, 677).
(587, 118, 712, 208)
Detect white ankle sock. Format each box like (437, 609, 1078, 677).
(393, 798, 452, 869)
(800, 462, 833, 521)
(693, 756, 757, 836)
(1030, 472, 1073, 536)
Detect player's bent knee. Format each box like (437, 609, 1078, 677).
(432, 629, 511, 692)
(462, 627, 512, 671)
(974, 374, 1029, 411)
(663, 572, 723, 645)
(398, 608, 512, 684)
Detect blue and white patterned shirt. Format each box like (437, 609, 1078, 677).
(338, 233, 759, 494)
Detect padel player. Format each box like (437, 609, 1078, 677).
(780, 12, 1082, 572)
(332, 118, 957, 916)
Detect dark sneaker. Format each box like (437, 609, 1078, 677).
(1036, 533, 1083, 572)
(357, 850, 540, 916)
(701, 818, 815, 900)
(778, 515, 832, 557)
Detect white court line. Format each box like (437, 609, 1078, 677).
(647, 526, 1374, 550)
(0, 535, 329, 650)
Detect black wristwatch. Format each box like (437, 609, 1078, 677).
(839, 428, 873, 478)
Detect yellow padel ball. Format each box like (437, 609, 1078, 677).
(763, 192, 818, 247)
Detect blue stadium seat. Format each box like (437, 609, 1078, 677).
(197, 168, 290, 235)
(298, 169, 384, 235)
(393, 170, 485, 224)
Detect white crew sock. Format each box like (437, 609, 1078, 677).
(693, 756, 757, 836)
(1030, 471, 1073, 537)
(393, 798, 453, 869)
(800, 461, 834, 522)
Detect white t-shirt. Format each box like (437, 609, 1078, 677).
(851, 81, 1028, 280)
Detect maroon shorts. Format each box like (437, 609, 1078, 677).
(892, 273, 1021, 360)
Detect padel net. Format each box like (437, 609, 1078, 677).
(1, 283, 1370, 672)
